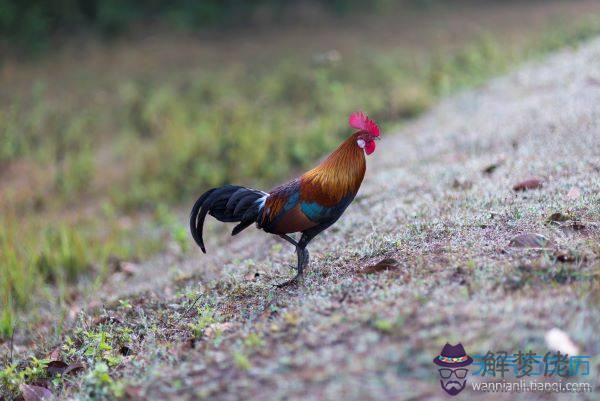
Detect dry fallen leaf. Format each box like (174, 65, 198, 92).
(63, 362, 85, 375)
(20, 384, 53, 401)
(545, 328, 579, 356)
(546, 212, 572, 223)
(47, 361, 68, 376)
(93, 315, 123, 326)
(361, 258, 400, 274)
(508, 233, 552, 249)
(513, 177, 543, 191)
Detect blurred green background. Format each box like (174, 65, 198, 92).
(2, 0, 600, 336)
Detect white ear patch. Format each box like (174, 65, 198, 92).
(357, 139, 366, 148)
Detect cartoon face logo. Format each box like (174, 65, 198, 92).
(433, 343, 473, 396)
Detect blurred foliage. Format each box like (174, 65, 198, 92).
(0, 0, 426, 51)
(0, 210, 163, 337)
(1, 13, 600, 337)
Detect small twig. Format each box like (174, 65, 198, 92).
(174, 293, 203, 326)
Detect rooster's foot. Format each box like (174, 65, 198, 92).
(274, 273, 303, 288)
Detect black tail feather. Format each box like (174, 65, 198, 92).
(189, 188, 215, 253)
(231, 220, 254, 236)
(190, 185, 265, 253)
(233, 194, 259, 216)
(226, 188, 250, 210)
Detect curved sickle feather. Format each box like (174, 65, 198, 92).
(189, 188, 217, 253)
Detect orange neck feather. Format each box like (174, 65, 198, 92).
(300, 133, 366, 205)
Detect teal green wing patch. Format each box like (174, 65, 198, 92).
(300, 194, 355, 224)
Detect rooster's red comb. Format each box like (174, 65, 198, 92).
(349, 111, 380, 137)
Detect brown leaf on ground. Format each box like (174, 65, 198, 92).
(508, 233, 552, 248)
(47, 361, 85, 377)
(63, 362, 85, 375)
(93, 315, 123, 325)
(47, 361, 68, 376)
(20, 384, 53, 401)
(360, 258, 400, 274)
(546, 212, 573, 223)
(513, 177, 543, 191)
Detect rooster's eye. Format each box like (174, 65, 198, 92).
(357, 139, 366, 148)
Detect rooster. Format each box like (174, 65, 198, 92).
(190, 112, 380, 286)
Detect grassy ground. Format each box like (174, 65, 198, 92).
(0, 1, 600, 399)
(2, 1, 600, 338)
(2, 33, 598, 401)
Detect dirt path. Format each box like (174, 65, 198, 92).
(39, 37, 598, 401)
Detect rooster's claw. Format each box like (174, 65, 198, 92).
(274, 274, 303, 288)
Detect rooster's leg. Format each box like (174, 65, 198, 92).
(301, 248, 309, 268)
(278, 234, 299, 247)
(278, 235, 301, 271)
(275, 246, 305, 288)
(275, 233, 314, 288)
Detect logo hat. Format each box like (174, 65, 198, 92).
(433, 343, 473, 368)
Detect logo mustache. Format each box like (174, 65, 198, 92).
(443, 380, 463, 389)
(440, 379, 467, 396)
